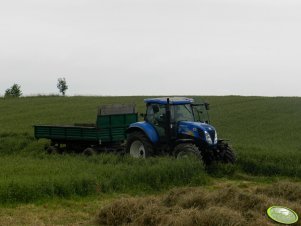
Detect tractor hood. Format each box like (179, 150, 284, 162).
(178, 121, 217, 145)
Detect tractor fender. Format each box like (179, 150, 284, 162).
(127, 122, 159, 144)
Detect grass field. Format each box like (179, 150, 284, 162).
(0, 95, 301, 225)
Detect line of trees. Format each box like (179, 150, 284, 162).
(3, 78, 68, 98)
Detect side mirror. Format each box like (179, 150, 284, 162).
(205, 102, 210, 110)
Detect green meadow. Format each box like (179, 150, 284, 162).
(0, 95, 300, 206)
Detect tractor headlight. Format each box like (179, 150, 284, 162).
(214, 130, 218, 144)
(204, 131, 213, 145)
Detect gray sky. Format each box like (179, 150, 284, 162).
(0, 0, 300, 96)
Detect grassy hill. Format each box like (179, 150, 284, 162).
(0, 95, 301, 205)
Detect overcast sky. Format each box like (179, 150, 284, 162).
(0, 0, 300, 96)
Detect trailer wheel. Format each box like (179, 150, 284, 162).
(46, 146, 59, 154)
(126, 131, 153, 158)
(174, 143, 202, 161)
(83, 147, 96, 156)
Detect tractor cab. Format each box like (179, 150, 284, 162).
(143, 97, 212, 142)
(145, 97, 210, 124)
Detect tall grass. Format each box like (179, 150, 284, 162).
(0, 154, 208, 204)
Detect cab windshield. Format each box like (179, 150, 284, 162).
(172, 104, 194, 122)
(192, 104, 210, 123)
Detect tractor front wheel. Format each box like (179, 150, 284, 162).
(217, 142, 236, 164)
(174, 143, 202, 161)
(126, 131, 154, 158)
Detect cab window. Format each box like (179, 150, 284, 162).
(146, 104, 166, 125)
(173, 104, 194, 122)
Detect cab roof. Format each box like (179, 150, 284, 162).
(144, 97, 194, 105)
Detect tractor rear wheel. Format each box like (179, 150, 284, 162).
(126, 131, 153, 158)
(174, 143, 202, 161)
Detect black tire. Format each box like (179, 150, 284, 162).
(201, 150, 215, 165)
(46, 146, 59, 154)
(217, 142, 236, 164)
(83, 147, 96, 156)
(222, 147, 236, 163)
(174, 143, 202, 161)
(126, 131, 154, 158)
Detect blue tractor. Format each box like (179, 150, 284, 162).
(126, 97, 235, 164)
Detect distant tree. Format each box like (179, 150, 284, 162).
(4, 83, 22, 98)
(57, 77, 68, 96)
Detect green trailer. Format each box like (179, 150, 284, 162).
(34, 104, 138, 154)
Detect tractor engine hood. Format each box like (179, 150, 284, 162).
(178, 121, 218, 145)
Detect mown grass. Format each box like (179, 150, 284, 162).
(2, 181, 301, 226)
(0, 95, 301, 204)
(0, 195, 109, 225)
(98, 181, 301, 226)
